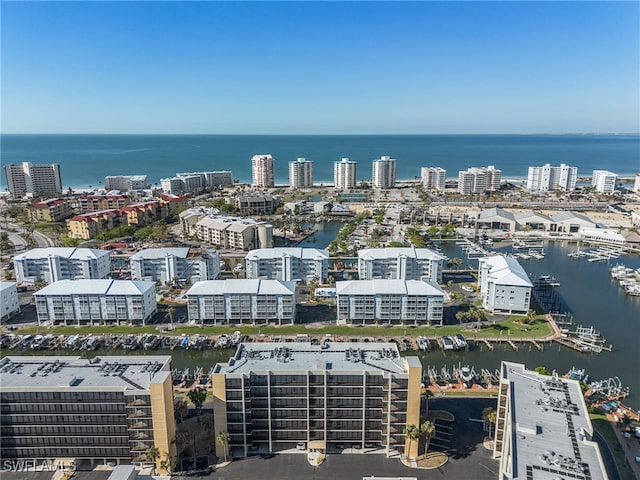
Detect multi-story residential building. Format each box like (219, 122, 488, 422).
(194, 215, 273, 251)
(457, 166, 502, 194)
(34, 279, 157, 325)
(1, 282, 20, 320)
(634, 173, 640, 193)
(493, 361, 608, 480)
(187, 279, 296, 324)
(105, 175, 148, 191)
(478, 256, 533, 314)
(158, 193, 188, 215)
(211, 342, 422, 458)
(160, 177, 185, 195)
(234, 193, 275, 215)
(176, 174, 204, 193)
(14, 247, 111, 285)
(358, 247, 446, 283)
(121, 201, 168, 227)
(591, 170, 618, 194)
(4, 162, 63, 198)
(79, 193, 130, 213)
(28, 198, 74, 222)
(289, 158, 314, 189)
(336, 279, 445, 325)
(526, 163, 577, 192)
(334, 158, 357, 190)
(251, 154, 275, 188)
(0, 355, 176, 471)
(203, 171, 234, 187)
(245, 247, 329, 283)
(67, 210, 121, 239)
(420, 167, 446, 191)
(371, 156, 397, 189)
(130, 248, 220, 284)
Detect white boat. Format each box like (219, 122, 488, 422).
(442, 336, 456, 351)
(459, 366, 474, 387)
(454, 333, 468, 349)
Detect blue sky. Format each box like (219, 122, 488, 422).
(1, 1, 638, 134)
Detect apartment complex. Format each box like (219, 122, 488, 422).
(34, 279, 157, 325)
(357, 247, 446, 283)
(211, 342, 422, 458)
(105, 175, 148, 191)
(28, 198, 74, 222)
(4, 162, 63, 198)
(420, 167, 446, 191)
(457, 166, 502, 194)
(1, 282, 20, 320)
(336, 279, 445, 325)
(67, 209, 121, 240)
(252, 154, 275, 188)
(371, 156, 397, 189)
(78, 193, 130, 213)
(245, 247, 329, 283)
(234, 193, 276, 215)
(289, 158, 314, 188)
(526, 163, 577, 192)
(14, 247, 111, 285)
(177, 171, 234, 188)
(334, 158, 357, 190)
(187, 279, 296, 324)
(192, 215, 273, 251)
(493, 362, 608, 480)
(0, 355, 176, 471)
(592, 170, 618, 194)
(478, 256, 533, 314)
(160, 175, 203, 195)
(130, 248, 220, 284)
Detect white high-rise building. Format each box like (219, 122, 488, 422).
(371, 156, 397, 189)
(333, 158, 357, 190)
(288, 158, 314, 188)
(421, 167, 446, 191)
(105, 175, 148, 191)
(633, 173, 640, 193)
(591, 170, 618, 194)
(526, 164, 577, 192)
(4, 162, 63, 198)
(457, 166, 502, 194)
(251, 154, 275, 188)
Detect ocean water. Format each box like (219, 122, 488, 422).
(1, 134, 638, 189)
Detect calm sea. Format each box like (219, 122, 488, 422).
(1, 134, 638, 189)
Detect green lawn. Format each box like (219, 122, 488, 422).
(14, 316, 554, 340)
(590, 412, 637, 480)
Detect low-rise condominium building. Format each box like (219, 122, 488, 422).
(421, 167, 446, 191)
(28, 198, 74, 222)
(457, 166, 502, 194)
(478, 256, 533, 314)
(129, 247, 220, 284)
(34, 279, 157, 325)
(14, 247, 111, 285)
(234, 193, 276, 215)
(357, 247, 446, 283)
(245, 247, 329, 283)
(591, 170, 618, 194)
(187, 279, 296, 324)
(105, 175, 148, 191)
(493, 361, 608, 480)
(1, 282, 20, 320)
(336, 279, 445, 326)
(211, 342, 422, 458)
(0, 355, 176, 471)
(194, 215, 273, 251)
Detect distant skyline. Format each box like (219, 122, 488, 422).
(1, 1, 639, 134)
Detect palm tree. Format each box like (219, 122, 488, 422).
(159, 453, 172, 474)
(483, 407, 497, 438)
(175, 399, 188, 425)
(422, 388, 434, 417)
(216, 431, 230, 462)
(145, 446, 160, 474)
(201, 414, 214, 452)
(525, 309, 536, 325)
(165, 306, 176, 329)
(419, 420, 436, 455)
(403, 424, 420, 458)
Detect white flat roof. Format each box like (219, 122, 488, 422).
(480, 256, 533, 287)
(0, 281, 17, 293)
(14, 247, 110, 261)
(357, 247, 445, 261)
(215, 342, 409, 375)
(336, 279, 445, 296)
(187, 279, 296, 296)
(0, 355, 171, 392)
(34, 279, 156, 296)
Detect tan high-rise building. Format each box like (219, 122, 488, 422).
(334, 158, 357, 190)
(251, 154, 275, 188)
(211, 342, 421, 458)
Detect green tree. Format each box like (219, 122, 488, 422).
(620, 414, 632, 431)
(201, 414, 214, 452)
(308, 275, 320, 301)
(159, 452, 174, 474)
(403, 424, 420, 458)
(534, 366, 550, 376)
(422, 388, 434, 417)
(174, 399, 188, 424)
(524, 309, 536, 325)
(165, 306, 176, 329)
(482, 407, 497, 438)
(216, 431, 230, 462)
(419, 420, 436, 455)
(187, 387, 207, 421)
(145, 446, 160, 474)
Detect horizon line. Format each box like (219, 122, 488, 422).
(2, 132, 639, 136)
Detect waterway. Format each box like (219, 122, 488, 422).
(4, 239, 639, 410)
